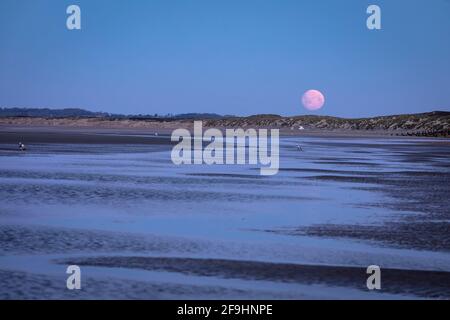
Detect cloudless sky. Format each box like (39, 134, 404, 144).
(0, 0, 449, 117)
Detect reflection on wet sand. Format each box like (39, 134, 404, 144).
(0, 131, 449, 299)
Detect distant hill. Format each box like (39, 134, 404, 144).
(0, 107, 111, 118)
(0, 108, 108, 118)
(173, 113, 233, 120)
(204, 111, 450, 133)
(1, 107, 449, 136)
(0, 108, 231, 120)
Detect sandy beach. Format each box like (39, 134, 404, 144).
(1, 126, 449, 299)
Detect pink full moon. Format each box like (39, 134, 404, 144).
(302, 89, 325, 111)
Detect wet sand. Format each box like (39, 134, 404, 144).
(57, 256, 450, 299)
(0, 269, 258, 300)
(1, 127, 449, 299)
(1, 224, 449, 299)
(0, 128, 172, 146)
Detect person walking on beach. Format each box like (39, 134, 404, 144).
(18, 142, 26, 151)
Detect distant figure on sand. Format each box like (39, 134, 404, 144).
(18, 142, 26, 151)
(297, 144, 303, 152)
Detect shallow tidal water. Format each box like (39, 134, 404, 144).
(0, 135, 449, 299)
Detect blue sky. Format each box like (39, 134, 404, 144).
(0, 0, 449, 117)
